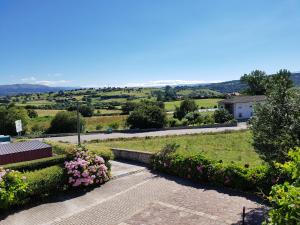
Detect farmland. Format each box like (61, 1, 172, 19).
(164, 98, 222, 111)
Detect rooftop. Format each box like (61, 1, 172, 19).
(0, 141, 51, 155)
(218, 95, 266, 104)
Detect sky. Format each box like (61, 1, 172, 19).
(0, 0, 300, 87)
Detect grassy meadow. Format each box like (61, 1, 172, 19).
(164, 98, 222, 111)
(86, 130, 264, 167)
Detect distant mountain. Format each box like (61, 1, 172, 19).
(199, 73, 300, 93)
(0, 84, 74, 96)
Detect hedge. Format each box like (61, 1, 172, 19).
(24, 165, 66, 198)
(151, 153, 290, 194)
(4, 155, 68, 172)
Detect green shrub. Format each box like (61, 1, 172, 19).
(109, 122, 119, 130)
(151, 146, 288, 193)
(24, 165, 66, 197)
(4, 155, 68, 172)
(48, 111, 85, 134)
(126, 103, 167, 129)
(96, 124, 103, 130)
(264, 148, 300, 224)
(167, 118, 181, 127)
(0, 106, 29, 135)
(213, 109, 233, 123)
(0, 168, 28, 210)
(27, 109, 38, 118)
(174, 99, 198, 120)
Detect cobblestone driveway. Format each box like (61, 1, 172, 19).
(0, 161, 267, 225)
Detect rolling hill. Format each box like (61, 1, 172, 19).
(0, 84, 73, 96)
(199, 72, 300, 93)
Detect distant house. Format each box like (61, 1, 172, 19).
(218, 95, 266, 120)
(0, 141, 52, 165)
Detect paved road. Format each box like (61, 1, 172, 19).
(36, 123, 248, 144)
(1, 160, 266, 225)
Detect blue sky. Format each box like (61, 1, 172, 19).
(0, 0, 300, 87)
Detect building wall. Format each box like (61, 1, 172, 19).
(233, 102, 254, 120)
(0, 148, 52, 165)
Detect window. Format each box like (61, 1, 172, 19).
(239, 113, 243, 118)
(249, 105, 252, 108)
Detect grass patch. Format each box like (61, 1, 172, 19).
(164, 98, 222, 111)
(87, 131, 264, 167)
(85, 115, 128, 131)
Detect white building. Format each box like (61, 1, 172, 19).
(218, 95, 266, 120)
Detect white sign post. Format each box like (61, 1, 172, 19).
(15, 120, 23, 136)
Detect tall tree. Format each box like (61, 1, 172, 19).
(251, 69, 300, 163)
(240, 70, 267, 95)
(174, 99, 198, 120)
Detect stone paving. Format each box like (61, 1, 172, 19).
(0, 161, 267, 225)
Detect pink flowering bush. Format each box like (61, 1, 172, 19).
(152, 147, 290, 193)
(65, 147, 109, 187)
(0, 167, 28, 209)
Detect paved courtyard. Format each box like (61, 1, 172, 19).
(0, 161, 267, 225)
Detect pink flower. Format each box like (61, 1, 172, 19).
(197, 165, 204, 173)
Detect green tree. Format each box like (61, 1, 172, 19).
(240, 70, 267, 95)
(126, 103, 167, 129)
(0, 106, 29, 135)
(27, 109, 38, 118)
(164, 86, 177, 101)
(68, 105, 94, 117)
(184, 111, 203, 125)
(174, 99, 198, 120)
(251, 69, 300, 163)
(213, 109, 233, 123)
(48, 111, 85, 133)
(121, 101, 138, 114)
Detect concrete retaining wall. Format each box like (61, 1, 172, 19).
(111, 148, 154, 165)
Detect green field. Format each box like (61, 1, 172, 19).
(85, 115, 128, 131)
(164, 98, 222, 111)
(86, 130, 264, 166)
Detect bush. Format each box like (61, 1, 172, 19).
(121, 101, 138, 114)
(67, 105, 94, 117)
(167, 118, 181, 127)
(48, 111, 85, 134)
(4, 155, 68, 172)
(27, 109, 38, 118)
(0, 168, 28, 209)
(65, 147, 109, 187)
(0, 106, 29, 135)
(31, 123, 47, 134)
(126, 103, 167, 129)
(264, 148, 300, 224)
(174, 99, 198, 120)
(184, 111, 203, 125)
(213, 109, 233, 123)
(151, 148, 288, 193)
(96, 124, 103, 130)
(24, 165, 66, 197)
(108, 122, 119, 130)
(203, 114, 215, 124)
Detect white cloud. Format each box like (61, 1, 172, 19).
(21, 75, 71, 86)
(122, 79, 222, 87)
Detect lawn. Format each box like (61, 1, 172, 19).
(86, 131, 264, 167)
(164, 98, 222, 111)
